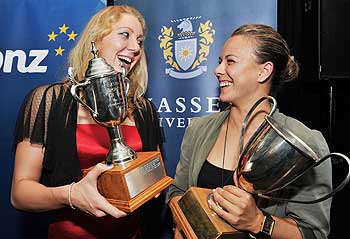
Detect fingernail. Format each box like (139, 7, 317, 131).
(207, 199, 212, 209)
(106, 163, 113, 169)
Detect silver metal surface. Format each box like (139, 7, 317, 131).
(125, 156, 165, 198)
(69, 41, 136, 165)
(236, 96, 350, 203)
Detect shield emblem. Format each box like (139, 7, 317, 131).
(175, 38, 197, 71)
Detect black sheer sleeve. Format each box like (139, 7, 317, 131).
(13, 82, 81, 186)
(13, 84, 57, 148)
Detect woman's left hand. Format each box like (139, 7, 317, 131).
(208, 185, 264, 233)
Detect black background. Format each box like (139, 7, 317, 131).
(277, 0, 349, 238)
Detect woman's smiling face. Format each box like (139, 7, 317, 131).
(214, 35, 263, 105)
(98, 13, 144, 74)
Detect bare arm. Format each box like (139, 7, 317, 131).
(11, 140, 127, 218)
(11, 141, 64, 211)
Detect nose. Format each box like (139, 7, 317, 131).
(128, 37, 141, 53)
(214, 61, 225, 79)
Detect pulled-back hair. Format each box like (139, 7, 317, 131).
(232, 24, 299, 94)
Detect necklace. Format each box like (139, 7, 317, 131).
(221, 113, 230, 187)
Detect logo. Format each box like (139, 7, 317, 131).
(48, 23, 78, 56)
(0, 24, 79, 73)
(158, 16, 215, 79)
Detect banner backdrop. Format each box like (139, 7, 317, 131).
(0, 0, 277, 238)
(0, 1, 105, 238)
(116, 0, 277, 178)
(115, 1, 277, 237)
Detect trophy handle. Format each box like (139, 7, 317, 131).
(68, 67, 78, 85)
(120, 65, 130, 98)
(70, 80, 99, 117)
(257, 152, 350, 204)
(239, 96, 277, 155)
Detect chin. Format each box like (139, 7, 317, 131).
(219, 95, 231, 103)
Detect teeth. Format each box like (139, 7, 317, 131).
(220, 82, 233, 87)
(118, 56, 132, 64)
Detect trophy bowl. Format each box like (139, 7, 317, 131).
(236, 96, 350, 203)
(70, 42, 173, 212)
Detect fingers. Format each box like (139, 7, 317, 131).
(83, 208, 106, 217)
(233, 170, 239, 186)
(87, 163, 113, 180)
(80, 192, 127, 218)
(154, 193, 161, 198)
(174, 227, 185, 239)
(73, 163, 127, 218)
(207, 193, 231, 220)
(212, 188, 239, 212)
(98, 198, 128, 218)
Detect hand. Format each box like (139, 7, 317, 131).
(70, 163, 128, 218)
(154, 193, 161, 198)
(174, 227, 185, 239)
(208, 186, 264, 232)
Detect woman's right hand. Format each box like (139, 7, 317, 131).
(70, 163, 128, 218)
(174, 227, 185, 239)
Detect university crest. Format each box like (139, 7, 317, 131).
(158, 16, 215, 79)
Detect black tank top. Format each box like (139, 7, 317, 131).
(197, 160, 235, 189)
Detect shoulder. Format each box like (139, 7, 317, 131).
(21, 82, 71, 116)
(274, 110, 321, 136)
(189, 110, 228, 129)
(273, 110, 330, 157)
(185, 110, 228, 141)
(27, 82, 68, 100)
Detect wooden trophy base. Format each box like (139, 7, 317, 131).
(169, 187, 247, 239)
(83, 151, 173, 213)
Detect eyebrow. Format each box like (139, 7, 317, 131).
(225, 54, 238, 58)
(117, 26, 144, 39)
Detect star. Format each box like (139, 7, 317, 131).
(48, 31, 58, 41)
(59, 24, 69, 34)
(67, 31, 78, 41)
(55, 46, 65, 56)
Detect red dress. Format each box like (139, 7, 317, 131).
(48, 124, 143, 239)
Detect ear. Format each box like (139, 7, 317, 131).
(257, 61, 274, 83)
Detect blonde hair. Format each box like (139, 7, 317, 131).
(67, 5, 148, 111)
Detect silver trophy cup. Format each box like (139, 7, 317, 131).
(236, 96, 350, 203)
(69, 41, 136, 166)
(68, 42, 173, 212)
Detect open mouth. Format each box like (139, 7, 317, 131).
(118, 56, 132, 65)
(117, 56, 133, 73)
(219, 81, 233, 88)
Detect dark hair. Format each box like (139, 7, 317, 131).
(231, 24, 299, 94)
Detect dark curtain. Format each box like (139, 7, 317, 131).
(277, 1, 350, 239)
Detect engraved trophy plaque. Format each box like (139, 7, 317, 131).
(170, 187, 247, 239)
(70, 42, 173, 212)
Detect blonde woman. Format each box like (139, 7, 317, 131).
(11, 5, 163, 239)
